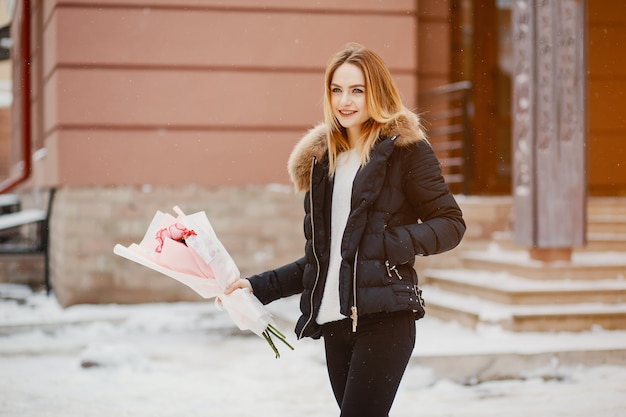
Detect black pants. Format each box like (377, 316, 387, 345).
(321, 311, 416, 417)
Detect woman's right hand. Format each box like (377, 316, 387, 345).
(224, 278, 252, 295)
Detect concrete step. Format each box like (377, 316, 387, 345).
(410, 316, 626, 382)
(456, 196, 512, 240)
(422, 285, 626, 332)
(456, 197, 626, 239)
(460, 250, 626, 280)
(587, 217, 626, 235)
(584, 233, 626, 251)
(587, 197, 626, 217)
(422, 268, 626, 305)
(588, 215, 626, 234)
(492, 231, 626, 252)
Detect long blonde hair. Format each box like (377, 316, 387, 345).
(323, 43, 406, 175)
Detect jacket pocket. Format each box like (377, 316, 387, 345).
(383, 226, 415, 267)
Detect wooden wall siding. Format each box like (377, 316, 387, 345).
(29, 0, 419, 187)
(511, 0, 586, 248)
(587, 0, 626, 195)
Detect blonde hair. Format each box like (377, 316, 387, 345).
(323, 43, 405, 175)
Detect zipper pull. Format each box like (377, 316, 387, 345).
(350, 306, 358, 332)
(385, 260, 402, 280)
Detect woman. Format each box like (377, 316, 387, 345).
(226, 43, 466, 416)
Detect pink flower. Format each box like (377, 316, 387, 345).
(155, 222, 197, 253)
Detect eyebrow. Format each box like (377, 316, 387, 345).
(330, 83, 365, 89)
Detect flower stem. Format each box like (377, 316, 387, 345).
(260, 324, 295, 358)
(262, 329, 280, 358)
(267, 324, 295, 351)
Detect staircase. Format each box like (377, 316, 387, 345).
(420, 197, 626, 332)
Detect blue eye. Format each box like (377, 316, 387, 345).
(331, 87, 342, 93)
(353, 88, 364, 94)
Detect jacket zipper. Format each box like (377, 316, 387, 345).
(298, 157, 321, 340)
(350, 248, 359, 332)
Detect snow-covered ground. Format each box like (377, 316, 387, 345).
(1, 284, 626, 417)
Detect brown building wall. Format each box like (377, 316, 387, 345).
(32, 0, 419, 188)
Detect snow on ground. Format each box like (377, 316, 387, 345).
(1, 285, 626, 417)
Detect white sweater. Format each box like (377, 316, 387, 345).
(316, 149, 361, 325)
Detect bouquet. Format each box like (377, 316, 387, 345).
(114, 206, 293, 358)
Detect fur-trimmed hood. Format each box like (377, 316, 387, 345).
(287, 110, 426, 192)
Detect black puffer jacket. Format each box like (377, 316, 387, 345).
(248, 111, 466, 339)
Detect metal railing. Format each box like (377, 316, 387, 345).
(418, 81, 472, 195)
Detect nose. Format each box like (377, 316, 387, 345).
(339, 92, 352, 106)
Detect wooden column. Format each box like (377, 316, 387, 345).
(511, 0, 587, 262)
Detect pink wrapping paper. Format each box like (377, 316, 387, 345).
(114, 206, 272, 337)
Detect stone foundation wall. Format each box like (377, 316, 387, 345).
(50, 185, 304, 307)
(0, 254, 45, 289)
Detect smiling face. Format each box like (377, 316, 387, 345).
(330, 63, 371, 146)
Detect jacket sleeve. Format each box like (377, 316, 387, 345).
(383, 140, 466, 266)
(246, 257, 306, 305)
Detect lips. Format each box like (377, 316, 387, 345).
(339, 110, 356, 116)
